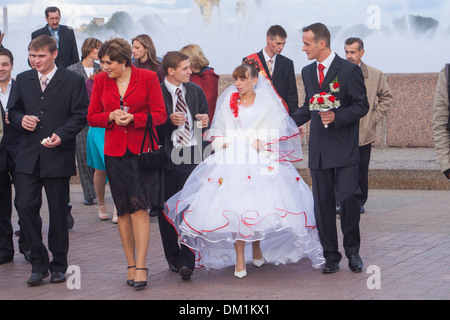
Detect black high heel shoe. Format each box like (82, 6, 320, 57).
(133, 267, 148, 289)
(126, 266, 135, 287)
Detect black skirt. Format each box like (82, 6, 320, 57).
(105, 149, 164, 216)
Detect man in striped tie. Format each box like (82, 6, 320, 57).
(157, 51, 209, 281)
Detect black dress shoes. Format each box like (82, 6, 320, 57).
(179, 266, 193, 280)
(27, 271, 49, 286)
(348, 254, 363, 273)
(50, 272, 66, 283)
(322, 260, 339, 274)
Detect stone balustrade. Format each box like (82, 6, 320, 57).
(218, 73, 439, 147)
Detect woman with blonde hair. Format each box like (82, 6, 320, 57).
(180, 44, 219, 119)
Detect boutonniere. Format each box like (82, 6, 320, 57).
(230, 92, 240, 118)
(309, 76, 340, 128)
(330, 76, 340, 93)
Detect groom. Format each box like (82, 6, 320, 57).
(291, 23, 369, 274)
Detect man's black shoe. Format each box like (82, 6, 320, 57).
(348, 254, 363, 273)
(50, 272, 66, 283)
(322, 260, 339, 274)
(179, 266, 193, 280)
(27, 271, 49, 286)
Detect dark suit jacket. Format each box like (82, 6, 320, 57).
(157, 81, 210, 162)
(31, 24, 80, 68)
(0, 80, 21, 172)
(246, 50, 298, 115)
(291, 54, 369, 170)
(8, 67, 88, 177)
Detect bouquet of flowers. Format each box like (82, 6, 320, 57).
(309, 78, 340, 128)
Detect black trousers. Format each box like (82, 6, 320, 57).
(0, 152, 28, 258)
(15, 166, 70, 274)
(310, 162, 361, 263)
(157, 146, 198, 270)
(358, 143, 372, 206)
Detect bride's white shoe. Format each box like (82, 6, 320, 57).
(234, 268, 247, 279)
(253, 257, 265, 268)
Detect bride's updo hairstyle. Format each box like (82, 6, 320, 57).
(232, 58, 260, 80)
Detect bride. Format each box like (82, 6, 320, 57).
(164, 59, 324, 278)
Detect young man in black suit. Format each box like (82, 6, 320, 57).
(246, 25, 298, 115)
(290, 23, 369, 274)
(0, 48, 30, 265)
(31, 6, 79, 68)
(8, 35, 88, 286)
(157, 51, 209, 281)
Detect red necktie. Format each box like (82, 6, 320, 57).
(318, 63, 325, 87)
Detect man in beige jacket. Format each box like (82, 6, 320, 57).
(433, 65, 450, 178)
(339, 37, 393, 214)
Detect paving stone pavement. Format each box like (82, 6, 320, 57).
(0, 183, 448, 303)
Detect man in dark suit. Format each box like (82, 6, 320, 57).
(31, 6, 79, 68)
(0, 48, 30, 265)
(246, 25, 298, 115)
(157, 51, 209, 281)
(291, 23, 369, 274)
(8, 35, 88, 286)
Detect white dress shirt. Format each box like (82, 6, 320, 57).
(164, 79, 197, 147)
(38, 64, 58, 85)
(316, 51, 336, 82)
(0, 79, 12, 111)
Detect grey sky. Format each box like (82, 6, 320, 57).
(0, 0, 448, 75)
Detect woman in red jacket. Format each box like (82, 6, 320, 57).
(87, 38, 167, 289)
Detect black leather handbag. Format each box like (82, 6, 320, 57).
(137, 113, 173, 170)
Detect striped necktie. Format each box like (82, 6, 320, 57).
(175, 88, 191, 147)
(267, 59, 274, 77)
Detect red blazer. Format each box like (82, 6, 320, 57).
(87, 66, 167, 157)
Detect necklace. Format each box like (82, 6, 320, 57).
(239, 93, 255, 104)
(116, 79, 129, 86)
(116, 76, 130, 96)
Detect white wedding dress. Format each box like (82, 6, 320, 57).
(164, 75, 324, 270)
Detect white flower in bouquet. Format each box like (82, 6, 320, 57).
(308, 92, 340, 111)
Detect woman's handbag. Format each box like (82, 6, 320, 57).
(137, 113, 173, 170)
